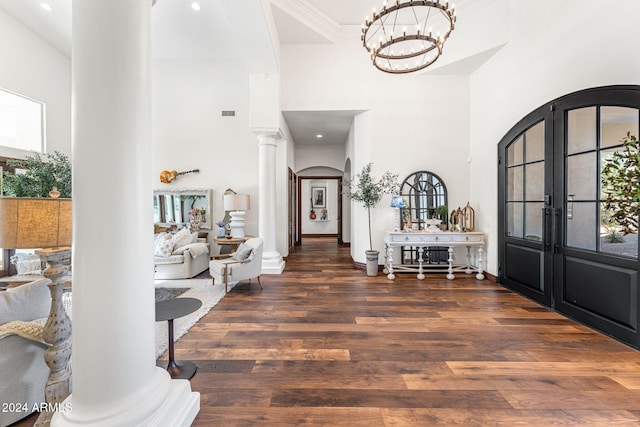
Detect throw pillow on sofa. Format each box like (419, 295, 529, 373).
(172, 228, 195, 249)
(0, 279, 51, 324)
(154, 233, 174, 258)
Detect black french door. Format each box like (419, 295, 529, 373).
(498, 86, 640, 348)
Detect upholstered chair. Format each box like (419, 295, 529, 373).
(209, 237, 263, 293)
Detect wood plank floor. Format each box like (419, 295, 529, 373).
(14, 237, 640, 426)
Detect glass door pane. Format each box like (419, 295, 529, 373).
(505, 121, 545, 241)
(599, 106, 639, 258)
(566, 105, 639, 258)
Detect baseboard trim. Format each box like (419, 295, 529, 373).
(485, 271, 497, 282)
(352, 259, 383, 272)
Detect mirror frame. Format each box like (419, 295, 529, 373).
(399, 171, 448, 230)
(153, 188, 212, 229)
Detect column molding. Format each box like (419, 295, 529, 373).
(55, 1, 199, 425)
(254, 128, 285, 275)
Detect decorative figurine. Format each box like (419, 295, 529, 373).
(450, 207, 463, 232)
(462, 202, 475, 232)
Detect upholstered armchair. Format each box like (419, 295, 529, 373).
(209, 237, 263, 293)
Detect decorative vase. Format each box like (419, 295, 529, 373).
(365, 250, 379, 277)
(49, 186, 61, 198)
(217, 227, 226, 238)
(189, 219, 201, 232)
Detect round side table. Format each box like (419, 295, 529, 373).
(155, 297, 202, 380)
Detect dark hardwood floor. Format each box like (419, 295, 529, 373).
(14, 237, 640, 426)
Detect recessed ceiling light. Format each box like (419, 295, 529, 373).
(40, 2, 52, 11)
(191, 2, 201, 11)
(316, 134, 323, 139)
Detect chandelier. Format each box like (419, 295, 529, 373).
(361, 0, 457, 74)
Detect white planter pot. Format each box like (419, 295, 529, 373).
(365, 250, 379, 277)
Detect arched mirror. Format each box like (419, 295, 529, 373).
(399, 171, 448, 230)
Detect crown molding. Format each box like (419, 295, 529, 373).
(270, 0, 340, 43)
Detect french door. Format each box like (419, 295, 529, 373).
(498, 86, 640, 348)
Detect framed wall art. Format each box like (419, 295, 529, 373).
(311, 186, 326, 208)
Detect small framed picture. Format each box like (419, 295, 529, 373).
(311, 186, 326, 208)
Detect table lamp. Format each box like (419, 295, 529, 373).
(223, 193, 250, 238)
(0, 197, 72, 425)
(390, 195, 405, 231)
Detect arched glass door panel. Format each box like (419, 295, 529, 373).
(499, 85, 640, 349)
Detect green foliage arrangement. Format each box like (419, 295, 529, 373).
(437, 204, 449, 221)
(343, 162, 399, 251)
(2, 151, 72, 198)
(601, 132, 639, 234)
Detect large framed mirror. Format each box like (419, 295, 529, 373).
(399, 171, 448, 230)
(153, 188, 212, 229)
(398, 171, 449, 265)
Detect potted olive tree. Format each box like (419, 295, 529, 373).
(344, 162, 398, 276)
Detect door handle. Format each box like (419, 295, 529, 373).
(551, 208, 560, 253)
(542, 207, 552, 251)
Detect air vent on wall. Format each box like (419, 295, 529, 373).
(221, 110, 236, 117)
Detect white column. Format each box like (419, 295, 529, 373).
(256, 132, 285, 274)
(55, 1, 199, 425)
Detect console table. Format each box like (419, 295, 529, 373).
(383, 231, 485, 281)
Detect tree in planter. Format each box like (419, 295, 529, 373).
(343, 162, 399, 262)
(601, 132, 639, 235)
(2, 151, 71, 198)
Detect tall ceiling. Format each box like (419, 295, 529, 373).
(0, 0, 480, 147)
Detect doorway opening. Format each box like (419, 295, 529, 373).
(498, 85, 640, 348)
(297, 176, 342, 245)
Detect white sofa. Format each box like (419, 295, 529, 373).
(154, 230, 210, 279)
(0, 278, 51, 426)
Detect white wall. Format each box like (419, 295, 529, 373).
(152, 59, 259, 251)
(296, 144, 345, 173)
(0, 7, 71, 159)
(281, 31, 471, 262)
(470, 0, 640, 275)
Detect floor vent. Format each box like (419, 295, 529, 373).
(221, 110, 236, 117)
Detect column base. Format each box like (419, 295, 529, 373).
(52, 369, 199, 427)
(261, 251, 285, 274)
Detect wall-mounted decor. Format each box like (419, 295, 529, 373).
(398, 171, 447, 231)
(159, 168, 200, 184)
(311, 186, 326, 208)
(153, 188, 211, 229)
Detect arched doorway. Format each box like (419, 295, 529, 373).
(498, 85, 640, 348)
(296, 167, 343, 245)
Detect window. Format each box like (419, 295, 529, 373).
(0, 87, 44, 153)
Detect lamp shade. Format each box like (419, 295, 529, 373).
(0, 197, 72, 249)
(223, 193, 250, 211)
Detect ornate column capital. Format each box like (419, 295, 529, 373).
(252, 127, 283, 142)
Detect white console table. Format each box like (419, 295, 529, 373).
(383, 230, 485, 281)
